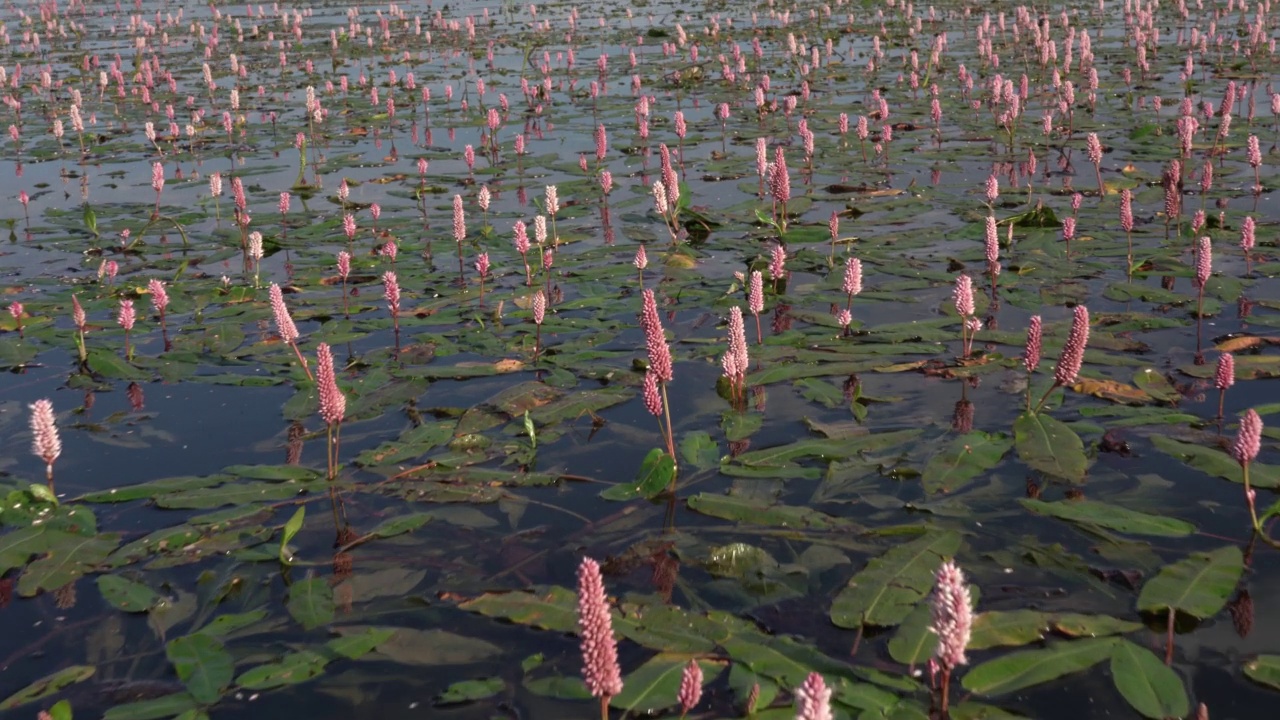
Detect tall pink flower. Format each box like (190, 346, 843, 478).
(727, 306, 749, 378)
(452, 194, 466, 242)
(576, 557, 623, 702)
(1216, 353, 1235, 391)
(532, 290, 546, 325)
(383, 271, 400, 316)
(634, 244, 648, 270)
(794, 672, 833, 720)
(1119, 188, 1134, 232)
(930, 560, 973, 671)
(1195, 236, 1212, 290)
(677, 660, 702, 716)
(1232, 409, 1262, 467)
(117, 299, 136, 331)
(595, 124, 607, 161)
(640, 289, 673, 383)
(642, 369, 662, 416)
(953, 275, 974, 318)
(148, 279, 169, 318)
(269, 283, 299, 344)
(337, 251, 351, 279)
(770, 147, 791, 205)
(1023, 316, 1042, 373)
(843, 257, 863, 297)
(29, 399, 61, 481)
(1053, 305, 1090, 387)
(316, 342, 345, 426)
(1241, 216, 1256, 252)
(748, 270, 764, 317)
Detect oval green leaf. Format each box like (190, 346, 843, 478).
(962, 638, 1117, 695)
(1110, 639, 1190, 719)
(1136, 545, 1243, 619)
(1013, 412, 1088, 482)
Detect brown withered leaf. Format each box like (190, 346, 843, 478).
(1215, 335, 1280, 353)
(1072, 378, 1152, 405)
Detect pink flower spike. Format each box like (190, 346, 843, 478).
(148, 279, 169, 315)
(1053, 305, 1090, 387)
(475, 252, 490, 278)
(117, 299, 136, 331)
(382, 271, 401, 317)
(930, 560, 973, 671)
(29, 398, 61, 471)
(634, 244, 648, 270)
(1232, 409, 1263, 467)
(677, 660, 703, 715)
(316, 342, 346, 426)
(953, 275, 974, 318)
(1023, 316, 1042, 373)
(269, 283, 300, 344)
(794, 672, 833, 720)
(576, 557, 623, 700)
(1216, 353, 1235, 391)
(640, 289, 672, 383)
(337, 251, 351, 279)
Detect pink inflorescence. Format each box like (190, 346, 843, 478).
(315, 342, 346, 426)
(1232, 409, 1263, 466)
(1216, 353, 1235, 391)
(1053, 305, 1090, 387)
(930, 560, 974, 671)
(269, 283, 300, 344)
(575, 557, 623, 700)
(29, 398, 61, 469)
(640, 289, 673, 383)
(1024, 316, 1042, 373)
(677, 660, 702, 714)
(794, 672, 833, 720)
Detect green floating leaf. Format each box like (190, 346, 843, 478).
(1244, 655, 1280, 691)
(457, 586, 578, 633)
(1110, 639, 1189, 719)
(968, 610, 1050, 651)
(287, 577, 336, 630)
(103, 693, 197, 720)
(601, 448, 674, 501)
(680, 431, 720, 469)
(1019, 499, 1195, 537)
(98, 575, 160, 612)
(1149, 436, 1280, 488)
(326, 626, 395, 659)
(733, 429, 922, 467)
(962, 638, 1117, 695)
(194, 610, 270, 638)
(436, 678, 506, 706)
(687, 493, 855, 530)
(371, 627, 503, 666)
(279, 506, 305, 564)
(887, 603, 935, 665)
(610, 655, 725, 714)
(922, 431, 1013, 495)
(1050, 613, 1142, 638)
(364, 512, 433, 539)
(165, 634, 233, 705)
(1136, 545, 1243, 619)
(222, 464, 321, 482)
(831, 531, 962, 629)
(1013, 412, 1088, 482)
(18, 532, 120, 597)
(155, 483, 305, 510)
(0, 665, 95, 711)
(523, 676, 592, 700)
(235, 651, 328, 690)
